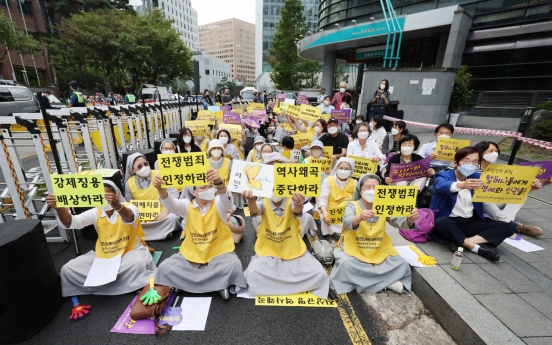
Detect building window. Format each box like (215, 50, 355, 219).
(0, 0, 11, 8)
(205, 69, 210, 75)
(17, 0, 33, 17)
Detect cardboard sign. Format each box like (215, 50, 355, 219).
(373, 186, 417, 217)
(229, 160, 274, 198)
(130, 200, 160, 221)
(299, 104, 321, 122)
(197, 110, 215, 125)
(310, 158, 333, 171)
(323, 146, 334, 159)
(290, 132, 312, 149)
(473, 164, 540, 204)
(223, 113, 242, 125)
(250, 103, 265, 110)
(184, 120, 209, 135)
(219, 124, 242, 139)
(434, 137, 471, 162)
(287, 105, 302, 119)
(349, 155, 379, 178)
(389, 156, 431, 182)
(519, 160, 552, 179)
(331, 109, 352, 124)
(328, 206, 345, 224)
(274, 164, 321, 197)
(255, 291, 336, 308)
(51, 174, 106, 207)
(157, 152, 209, 188)
(279, 122, 294, 132)
(279, 102, 289, 113)
(268, 101, 275, 108)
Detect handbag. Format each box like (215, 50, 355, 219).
(130, 284, 173, 335)
(398, 208, 436, 243)
(311, 239, 334, 265)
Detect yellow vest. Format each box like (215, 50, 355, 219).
(127, 170, 165, 216)
(343, 201, 397, 264)
(197, 138, 208, 152)
(255, 198, 306, 260)
(95, 204, 147, 258)
(180, 201, 235, 264)
(327, 176, 356, 209)
(230, 139, 244, 159)
(250, 149, 259, 162)
(210, 157, 230, 185)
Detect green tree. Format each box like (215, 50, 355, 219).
(267, 0, 308, 90)
(42, 0, 135, 27)
(298, 60, 321, 89)
(246, 82, 256, 87)
(216, 77, 237, 96)
(0, 14, 42, 61)
(449, 65, 473, 113)
(333, 64, 349, 89)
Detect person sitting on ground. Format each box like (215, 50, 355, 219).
(320, 118, 349, 163)
(430, 147, 517, 261)
(419, 123, 454, 172)
(280, 136, 304, 163)
(382, 120, 408, 156)
(154, 140, 177, 171)
(312, 118, 328, 142)
(317, 157, 356, 244)
(242, 187, 329, 299)
(347, 122, 385, 165)
(195, 133, 209, 152)
(207, 139, 232, 185)
(46, 180, 155, 313)
(475, 141, 546, 237)
(124, 153, 182, 241)
(177, 127, 202, 153)
(152, 169, 247, 300)
(330, 174, 419, 294)
(384, 134, 435, 193)
(216, 129, 241, 160)
(246, 136, 266, 162)
(368, 115, 387, 148)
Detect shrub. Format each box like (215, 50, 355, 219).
(534, 101, 552, 111)
(531, 119, 552, 142)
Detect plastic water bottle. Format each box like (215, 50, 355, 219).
(450, 247, 463, 271)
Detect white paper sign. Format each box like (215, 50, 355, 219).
(388, 86, 394, 94)
(290, 149, 302, 162)
(208, 106, 220, 113)
(504, 238, 544, 252)
(409, 80, 419, 84)
(422, 88, 432, 96)
(84, 254, 122, 287)
(395, 246, 436, 268)
(422, 78, 437, 89)
(172, 297, 212, 331)
(229, 160, 274, 198)
(284, 98, 295, 104)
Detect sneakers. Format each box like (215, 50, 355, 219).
(219, 288, 229, 300)
(477, 244, 500, 262)
(386, 281, 404, 294)
(516, 223, 543, 237)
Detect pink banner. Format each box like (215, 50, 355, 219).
(389, 156, 431, 182)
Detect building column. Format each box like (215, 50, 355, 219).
(442, 9, 473, 69)
(321, 50, 336, 92)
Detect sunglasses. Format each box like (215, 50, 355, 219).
(135, 161, 149, 170)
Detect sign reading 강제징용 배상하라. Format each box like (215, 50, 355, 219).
(51, 174, 106, 207)
(473, 164, 540, 204)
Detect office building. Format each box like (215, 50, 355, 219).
(185, 51, 232, 93)
(199, 18, 256, 84)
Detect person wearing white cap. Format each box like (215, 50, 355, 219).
(154, 140, 177, 171)
(207, 139, 232, 185)
(246, 136, 266, 162)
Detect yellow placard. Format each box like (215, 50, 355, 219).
(434, 137, 471, 162)
(310, 158, 333, 171)
(328, 206, 345, 224)
(349, 155, 379, 178)
(279, 102, 289, 113)
(79, 169, 120, 177)
(51, 174, 106, 207)
(373, 186, 417, 217)
(323, 146, 334, 159)
(130, 200, 160, 221)
(219, 124, 242, 139)
(157, 152, 209, 188)
(243, 207, 251, 217)
(274, 163, 322, 197)
(184, 120, 209, 135)
(473, 164, 540, 204)
(300, 104, 321, 122)
(250, 103, 264, 110)
(255, 291, 337, 308)
(321, 114, 331, 122)
(231, 109, 243, 115)
(290, 132, 312, 149)
(197, 110, 215, 125)
(214, 111, 223, 122)
(279, 122, 294, 132)
(287, 105, 302, 119)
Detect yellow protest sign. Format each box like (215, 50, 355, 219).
(130, 200, 160, 221)
(51, 174, 106, 207)
(197, 110, 215, 125)
(157, 152, 209, 188)
(274, 164, 322, 197)
(300, 104, 321, 122)
(310, 158, 332, 171)
(279, 102, 289, 113)
(290, 132, 312, 149)
(321, 113, 331, 122)
(279, 122, 294, 132)
(434, 137, 471, 162)
(256, 291, 337, 308)
(323, 146, 334, 159)
(79, 169, 120, 177)
(231, 108, 243, 115)
(349, 155, 379, 178)
(184, 120, 209, 135)
(214, 111, 223, 122)
(219, 124, 242, 139)
(328, 206, 345, 224)
(473, 164, 540, 204)
(250, 103, 264, 110)
(287, 105, 302, 119)
(373, 186, 417, 217)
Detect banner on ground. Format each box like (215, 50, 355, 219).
(256, 291, 336, 308)
(274, 164, 321, 197)
(373, 186, 417, 217)
(157, 152, 208, 188)
(130, 200, 160, 221)
(389, 157, 431, 182)
(229, 160, 274, 198)
(299, 104, 321, 122)
(219, 124, 242, 139)
(184, 120, 209, 135)
(473, 164, 540, 204)
(51, 174, 106, 207)
(434, 137, 471, 162)
(519, 160, 552, 179)
(349, 155, 379, 178)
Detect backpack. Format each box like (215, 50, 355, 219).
(311, 239, 334, 265)
(399, 208, 437, 243)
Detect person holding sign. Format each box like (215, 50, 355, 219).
(320, 118, 349, 162)
(177, 127, 202, 153)
(207, 139, 232, 185)
(384, 135, 435, 192)
(317, 157, 356, 243)
(475, 141, 544, 237)
(330, 174, 419, 294)
(152, 169, 247, 300)
(242, 189, 330, 299)
(430, 147, 517, 261)
(347, 122, 385, 165)
(46, 180, 155, 303)
(124, 153, 182, 241)
(216, 129, 241, 160)
(154, 140, 177, 171)
(419, 124, 455, 172)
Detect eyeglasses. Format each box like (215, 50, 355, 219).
(460, 159, 479, 165)
(135, 161, 149, 170)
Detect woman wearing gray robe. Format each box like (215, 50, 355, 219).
(46, 180, 155, 297)
(124, 152, 182, 241)
(330, 174, 419, 295)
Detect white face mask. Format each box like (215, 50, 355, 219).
(198, 187, 216, 201)
(356, 120, 362, 124)
(401, 146, 414, 155)
(183, 136, 192, 144)
(136, 166, 151, 178)
(369, 122, 374, 129)
(328, 127, 338, 135)
(161, 150, 175, 154)
(339, 88, 345, 93)
(100, 204, 113, 213)
(271, 196, 284, 203)
(438, 134, 450, 139)
(255, 144, 263, 152)
(324, 100, 330, 106)
(210, 149, 223, 158)
(311, 149, 322, 158)
(219, 136, 229, 144)
(483, 152, 499, 163)
(391, 128, 399, 135)
(336, 169, 351, 179)
(380, 84, 385, 89)
(357, 131, 369, 139)
(314, 126, 322, 134)
(262, 153, 272, 160)
(362, 190, 375, 203)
